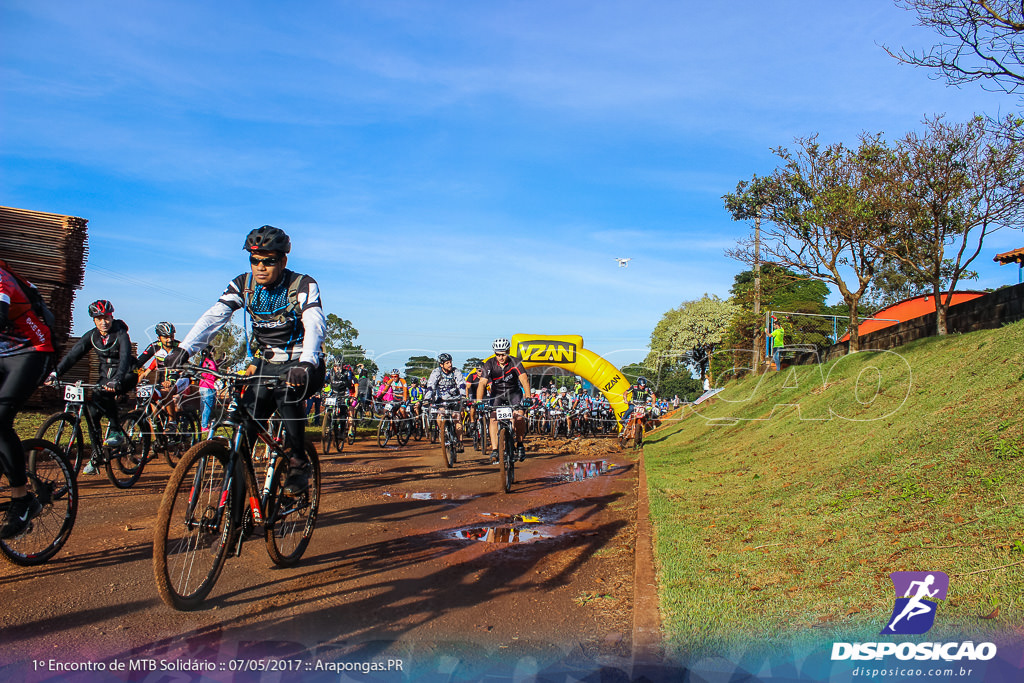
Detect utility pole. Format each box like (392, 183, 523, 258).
(752, 215, 762, 372)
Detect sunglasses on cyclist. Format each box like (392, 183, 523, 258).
(494, 352, 508, 357)
(249, 255, 281, 267)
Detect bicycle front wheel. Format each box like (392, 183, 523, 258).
(321, 412, 333, 454)
(106, 410, 150, 489)
(332, 413, 347, 454)
(265, 444, 320, 567)
(497, 429, 514, 493)
(377, 418, 392, 448)
(2, 440, 78, 566)
(164, 411, 199, 469)
(153, 440, 234, 610)
(444, 421, 457, 468)
(35, 412, 85, 475)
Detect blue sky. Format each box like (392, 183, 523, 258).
(2, 0, 1019, 370)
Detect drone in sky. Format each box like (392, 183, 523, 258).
(614, 258, 632, 268)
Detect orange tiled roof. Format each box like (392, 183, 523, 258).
(994, 247, 1024, 264)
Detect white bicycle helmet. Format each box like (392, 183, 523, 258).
(492, 338, 511, 353)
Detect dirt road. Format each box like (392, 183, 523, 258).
(2, 429, 649, 681)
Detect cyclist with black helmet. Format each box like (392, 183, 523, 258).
(47, 300, 138, 473)
(425, 353, 466, 452)
(477, 338, 532, 464)
(167, 225, 326, 496)
(620, 376, 655, 432)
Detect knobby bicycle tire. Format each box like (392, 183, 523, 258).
(377, 417, 392, 448)
(443, 420, 457, 468)
(153, 440, 235, 611)
(265, 443, 320, 567)
(3, 440, 78, 566)
(35, 412, 85, 476)
(321, 412, 334, 454)
(396, 414, 411, 446)
(497, 429, 514, 493)
(164, 410, 199, 469)
(331, 411, 347, 454)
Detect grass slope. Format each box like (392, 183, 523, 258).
(644, 320, 1024, 661)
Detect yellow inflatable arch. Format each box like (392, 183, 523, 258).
(509, 334, 631, 425)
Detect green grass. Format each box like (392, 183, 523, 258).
(644, 320, 1024, 660)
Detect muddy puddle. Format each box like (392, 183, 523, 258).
(560, 460, 611, 481)
(448, 526, 561, 544)
(382, 491, 478, 501)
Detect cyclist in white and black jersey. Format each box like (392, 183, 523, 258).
(167, 225, 327, 495)
(424, 353, 466, 453)
(477, 338, 532, 464)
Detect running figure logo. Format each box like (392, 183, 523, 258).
(882, 571, 949, 635)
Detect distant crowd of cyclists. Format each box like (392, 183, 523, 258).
(1, 225, 667, 539)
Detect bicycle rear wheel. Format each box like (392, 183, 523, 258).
(105, 410, 150, 489)
(2, 440, 78, 566)
(265, 444, 320, 567)
(396, 414, 411, 446)
(35, 412, 85, 475)
(153, 440, 234, 610)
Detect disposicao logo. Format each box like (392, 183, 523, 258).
(883, 571, 949, 635)
(831, 570, 998, 663)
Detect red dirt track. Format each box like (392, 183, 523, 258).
(1, 428, 657, 681)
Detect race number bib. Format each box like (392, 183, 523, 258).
(495, 407, 513, 421)
(324, 396, 338, 407)
(64, 385, 85, 403)
(136, 384, 154, 399)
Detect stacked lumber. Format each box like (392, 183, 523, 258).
(0, 205, 89, 351)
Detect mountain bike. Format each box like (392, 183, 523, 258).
(472, 406, 489, 453)
(434, 398, 464, 468)
(320, 392, 349, 455)
(619, 404, 647, 450)
(1, 438, 78, 566)
(36, 381, 150, 487)
(480, 399, 530, 493)
(376, 401, 411, 447)
(152, 367, 321, 610)
(134, 381, 199, 468)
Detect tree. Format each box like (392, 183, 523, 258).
(725, 134, 898, 351)
(462, 357, 485, 374)
(644, 294, 739, 385)
(885, 1, 1024, 95)
(205, 323, 249, 370)
(874, 115, 1024, 334)
(404, 355, 434, 379)
(321, 313, 376, 373)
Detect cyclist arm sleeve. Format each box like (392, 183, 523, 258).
(114, 328, 133, 380)
(298, 305, 326, 365)
(55, 332, 91, 376)
(136, 343, 155, 370)
(179, 301, 235, 356)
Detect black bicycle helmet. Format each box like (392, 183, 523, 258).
(88, 300, 114, 317)
(155, 321, 175, 337)
(437, 352, 453, 364)
(637, 376, 648, 387)
(244, 225, 291, 254)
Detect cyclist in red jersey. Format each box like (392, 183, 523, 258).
(476, 338, 532, 464)
(0, 260, 54, 538)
